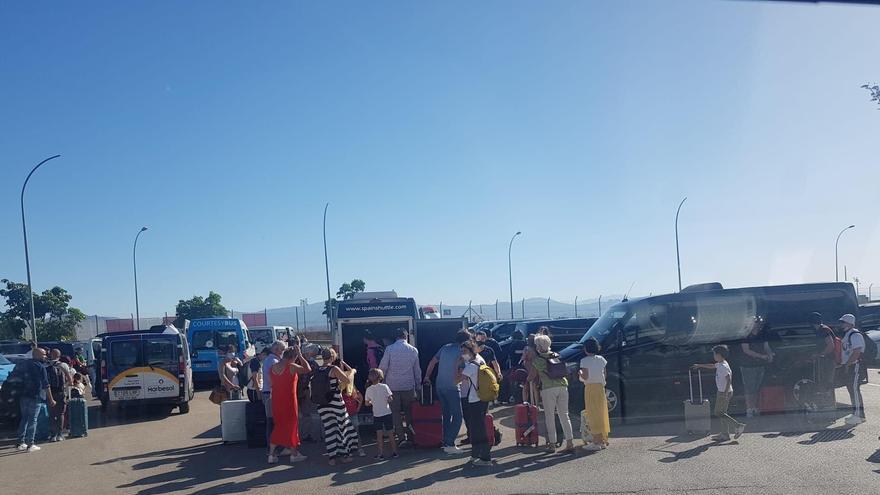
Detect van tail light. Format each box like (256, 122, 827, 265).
(178, 353, 185, 376)
(101, 359, 108, 392)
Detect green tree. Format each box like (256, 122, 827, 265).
(324, 279, 366, 317)
(0, 279, 86, 341)
(336, 279, 366, 300)
(175, 291, 228, 328)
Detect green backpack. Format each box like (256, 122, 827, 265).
(477, 364, 500, 402)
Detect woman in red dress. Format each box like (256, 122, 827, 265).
(268, 345, 312, 464)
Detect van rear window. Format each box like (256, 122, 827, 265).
(111, 341, 140, 368)
(145, 339, 175, 366)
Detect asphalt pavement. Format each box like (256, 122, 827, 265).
(3, 381, 880, 495)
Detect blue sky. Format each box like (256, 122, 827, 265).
(2, 1, 880, 318)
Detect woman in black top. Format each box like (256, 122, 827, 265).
(739, 319, 774, 417)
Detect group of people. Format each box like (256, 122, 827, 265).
(693, 312, 870, 442)
(14, 345, 89, 452)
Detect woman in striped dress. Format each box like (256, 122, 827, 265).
(316, 348, 359, 465)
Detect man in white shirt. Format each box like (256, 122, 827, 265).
(839, 314, 866, 425)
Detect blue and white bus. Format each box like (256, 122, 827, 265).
(185, 318, 254, 384)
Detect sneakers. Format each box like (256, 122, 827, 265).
(472, 459, 493, 467)
(734, 425, 746, 439)
(712, 434, 731, 442)
(279, 448, 293, 456)
(51, 435, 64, 442)
(267, 455, 279, 464)
(374, 455, 385, 461)
(290, 454, 307, 463)
(357, 449, 366, 457)
(398, 440, 413, 449)
(845, 415, 866, 425)
(582, 443, 602, 452)
(27, 445, 42, 453)
(16, 443, 27, 451)
(443, 446, 463, 455)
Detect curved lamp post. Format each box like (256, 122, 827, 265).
(133, 227, 148, 330)
(835, 225, 855, 282)
(21, 154, 61, 343)
(508, 231, 522, 319)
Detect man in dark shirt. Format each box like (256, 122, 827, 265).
(14, 347, 55, 452)
(476, 330, 503, 365)
(810, 312, 837, 407)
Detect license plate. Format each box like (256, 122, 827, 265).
(114, 389, 140, 400)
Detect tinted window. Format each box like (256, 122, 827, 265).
(0, 354, 11, 365)
(621, 305, 667, 346)
(191, 331, 214, 350)
(111, 341, 140, 368)
(494, 323, 517, 340)
(216, 331, 239, 352)
(145, 339, 175, 366)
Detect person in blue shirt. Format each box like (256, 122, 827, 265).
(14, 347, 55, 452)
(424, 329, 473, 454)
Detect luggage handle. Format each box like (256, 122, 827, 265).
(688, 369, 703, 405)
(421, 382, 433, 404)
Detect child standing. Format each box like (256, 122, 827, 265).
(71, 373, 86, 399)
(365, 368, 397, 460)
(342, 381, 367, 457)
(578, 338, 610, 451)
(693, 345, 745, 442)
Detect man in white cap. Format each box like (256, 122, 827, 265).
(838, 314, 865, 425)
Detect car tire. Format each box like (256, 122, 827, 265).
(605, 381, 622, 418)
(179, 401, 190, 414)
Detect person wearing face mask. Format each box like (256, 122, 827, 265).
(220, 345, 244, 400)
(457, 341, 493, 466)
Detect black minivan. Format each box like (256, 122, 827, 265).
(559, 282, 859, 419)
(497, 318, 597, 365)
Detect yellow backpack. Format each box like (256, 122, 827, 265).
(477, 364, 500, 402)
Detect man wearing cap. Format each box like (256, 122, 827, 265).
(839, 314, 866, 425)
(810, 312, 837, 409)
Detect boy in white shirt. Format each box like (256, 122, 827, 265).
(365, 368, 398, 460)
(693, 345, 745, 442)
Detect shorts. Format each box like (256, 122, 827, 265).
(374, 414, 393, 432)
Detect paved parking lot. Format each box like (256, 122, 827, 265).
(3, 382, 880, 495)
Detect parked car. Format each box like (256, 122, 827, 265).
(497, 318, 597, 365)
(558, 282, 859, 419)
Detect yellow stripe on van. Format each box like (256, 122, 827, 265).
(109, 367, 179, 388)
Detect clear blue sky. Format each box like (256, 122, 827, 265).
(2, 1, 880, 318)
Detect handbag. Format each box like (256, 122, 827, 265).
(209, 386, 228, 405)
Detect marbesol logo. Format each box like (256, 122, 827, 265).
(147, 385, 176, 393)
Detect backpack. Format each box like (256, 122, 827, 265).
(543, 353, 568, 380)
(47, 362, 66, 394)
(832, 333, 844, 366)
(477, 364, 500, 402)
(310, 368, 334, 406)
(848, 330, 878, 366)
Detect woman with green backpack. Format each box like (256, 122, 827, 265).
(530, 333, 575, 454)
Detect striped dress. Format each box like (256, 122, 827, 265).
(317, 367, 359, 459)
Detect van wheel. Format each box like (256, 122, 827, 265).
(179, 402, 190, 414)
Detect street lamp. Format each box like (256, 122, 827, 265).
(508, 231, 522, 319)
(133, 226, 148, 330)
(835, 225, 855, 282)
(675, 197, 687, 292)
(323, 203, 333, 333)
(21, 154, 61, 343)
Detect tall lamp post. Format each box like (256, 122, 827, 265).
(508, 231, 522, 319)
(323, 203, 333, 333)
(835, 224, 855, 282)
(675, 197, 687, 292)
(21, 154, 61, 343)
(133, 227, 148, 330)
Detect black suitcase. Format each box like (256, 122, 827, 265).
(245, 400, 267, 449)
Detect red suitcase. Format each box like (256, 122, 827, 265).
(411, 386, 443, 448)
(515, 402, 539, 446)
(759, 386, 786, 414)
(485, 413, 500, 446)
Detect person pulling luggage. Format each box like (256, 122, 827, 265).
(693, 345, 745, 442)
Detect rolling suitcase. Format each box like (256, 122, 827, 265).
(220, 399, 248, 443)
(515, 384, 539, 447)
(245, 400, 267, 448)
(758, 386, 786, 414)
(68, 397, 89, 438)
(410, 384, 442, 448)
(684, 369, 711, 435)
(485, 413, 501, 446)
